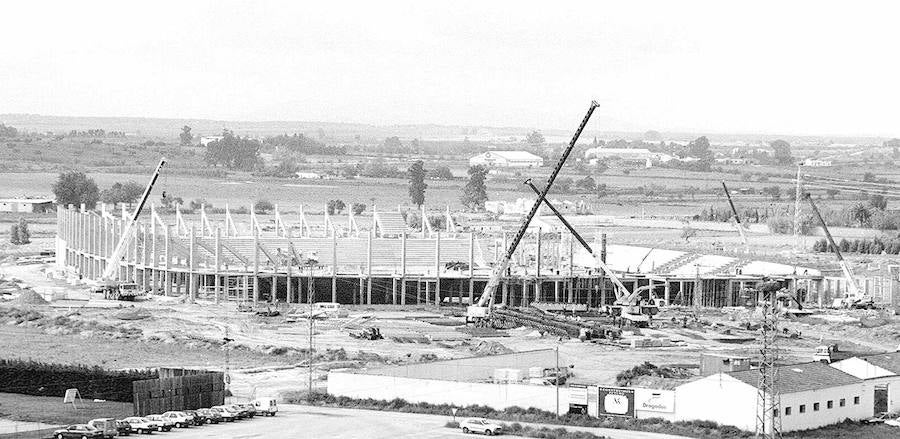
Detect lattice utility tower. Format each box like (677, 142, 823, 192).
(755, 300, 782, 439)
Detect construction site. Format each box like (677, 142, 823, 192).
(3, 102, 900, 439)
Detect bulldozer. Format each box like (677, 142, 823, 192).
(349, 327, 383, 340)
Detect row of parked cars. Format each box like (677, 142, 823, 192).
(53, 399, 277, 438)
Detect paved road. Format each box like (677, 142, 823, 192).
(162, 405, 692, 439)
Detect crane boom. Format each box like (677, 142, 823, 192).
(471, 101, 598, 312)
(99, 158, 167, 282)
(523, 179, 632, 301)
(804, 193, 862, 299)
(721, 181, 749, 250)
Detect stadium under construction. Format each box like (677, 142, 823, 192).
(55, 203, 897, 309)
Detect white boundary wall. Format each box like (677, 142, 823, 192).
(328, 371, 568, 415)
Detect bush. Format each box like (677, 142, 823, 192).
(444, 421, 459, 428)
(9, 218, 30, 245)
(0, 358, 156, 402)
(254, 199, 274, 214)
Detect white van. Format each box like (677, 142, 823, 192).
(313, 302, 349, 318)
(253, 398, 278, 416)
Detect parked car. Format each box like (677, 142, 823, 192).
(122, 417, 157, 434)
(115, 420, 133, 436)
(184, 410, 207, 426)
(196, 408, 221, 424)
(867, 412, 892, 424)
(86, 418, 118, 438)
(885, 416, 900, 428)
(210, 406, 238, 422)
(460, 418, 503, 436)
(226, 404, 250, 419)
(53, 424, 104, 439)
(253, 398, 278, 416)
(145, 415, 174, 432)
(161, 411, 192, 428)
(235, 403, 257, 418)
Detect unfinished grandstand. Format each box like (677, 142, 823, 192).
(55, 203, 899, 308)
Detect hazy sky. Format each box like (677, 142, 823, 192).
(2, 1, 898, 136)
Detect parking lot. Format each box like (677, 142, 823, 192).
(145, 405, 687, 439)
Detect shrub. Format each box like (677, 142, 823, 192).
(0, 358, 156, 402)
(444, 421, 459, 428)
(254, 199, 275, 214)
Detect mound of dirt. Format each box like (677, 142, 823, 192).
(115, 308, 152, 321)
(470, 340, 513, 356)
(12, 290, 48, 305)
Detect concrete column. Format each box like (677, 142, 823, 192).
(502, 280, 509, 306)
(331, 232, 338, 303)
(392, 277, 398, 305)
(468, 232, 474, 305)
(435, 232, 441, 307)
(664, 281, 671, 305)
(253, 228, 260, 302)
(401, 232, 407, 305)
(366, 229, 373, 305)
(554, 280, 560, 302)
(425, 281, 431, 306)
(287, 264, 293, 304)
(164, 225, 172, 296)
(188, 226, 197, 302)
(271, 274, 277, 304)
(214, 227, 221, 304)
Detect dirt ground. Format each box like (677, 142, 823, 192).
(4, 257, 900, 403)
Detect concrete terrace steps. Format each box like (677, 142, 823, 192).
(374, 211, 410, 237)
(651, 252, 702, 275)
(711, 258, 754, 276)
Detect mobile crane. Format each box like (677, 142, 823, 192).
(721, 181, 750, 253)
(804, 193, 872, 308)
(466, 101, 599, 324)
(523, 180, 659, 326)
(89, 158, 166, 300)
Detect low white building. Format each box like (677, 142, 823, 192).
(831, 352, 900, 414)
(675, 362, 871, 433)
(469, 151, 543, 168)
(199, 135, 224, 146)
(295, 172, 321, 179)
(584, 147, 655, 162)
(802, 159, 833, 167)
(0, 198, 55, 213)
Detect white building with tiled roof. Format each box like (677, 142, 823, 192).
(469, 151, 543, 168)
(831, 352, 900, 414)
(675, 361, 871, 433)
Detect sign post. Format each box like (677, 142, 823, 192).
(63, 388, 83, 409)
(450, 407, 458, 423)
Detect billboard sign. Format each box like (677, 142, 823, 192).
(596, 387, 635, 417)
(568, 385, 588, 405)
(634, 389, 675, 413)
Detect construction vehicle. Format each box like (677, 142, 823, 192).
(464, 101, 652, 333)
(89, 158, 166, 299)
(99, 282, 143, 301)
(524, 180, 659, 327)
(466, 101, 600, 325)
(348, 327, 383, 340)
(721, 181, 750, 253)
(805, 194, 874, 309)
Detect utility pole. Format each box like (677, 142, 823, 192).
(306, 256, 317, 401)
(555, 346, 560, 418)
(793, 165, 802, 253)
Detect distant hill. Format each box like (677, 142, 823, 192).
(0, 113, 889, 146)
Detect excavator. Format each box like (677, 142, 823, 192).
(88, 158, 166, 300)
(464, 101, 655, 334)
